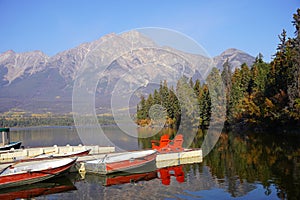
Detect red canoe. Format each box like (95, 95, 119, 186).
(0, 157, 76, 189)
(84, 150, 157, 174)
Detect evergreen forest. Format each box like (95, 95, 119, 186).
(136, 9, 300, 132)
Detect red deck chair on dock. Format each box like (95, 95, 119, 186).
(166, 134, 184, 152)
(151, 134, 170, 150)
(152, 134, 184, 152)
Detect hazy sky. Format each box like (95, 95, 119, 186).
(0, 0, 299, 61)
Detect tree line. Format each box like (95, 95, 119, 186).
(136, 9, 300, 131)
(0, 115, 115, 127)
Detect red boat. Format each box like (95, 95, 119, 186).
(0, 157, 76, 189)
(84, 150, 157, 174)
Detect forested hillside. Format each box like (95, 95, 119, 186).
(136, 9, 300, 131)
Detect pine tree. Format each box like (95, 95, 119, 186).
(137, 95, 147, 121)
(289, 9, 300, 120)
(228, 68, 243, 121)
(240, 63, 251, 95)
(176, 76, 199, 127)
(250, 54, 270, 120)
(251, 54, 269, 94)
(221, 59, 232, 91)
(199, 84, 211, 126)
(153, 89, 161, 105)
(146, 94, 153, 115)
(265, 29, 293, 123)
(193, 79, 201, 95)
(221, 59, 232, 119)
(159, 80, 169, 110)
(206, 67, 225, 124)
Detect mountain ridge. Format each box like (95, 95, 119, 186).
(0, 32, 255, 113)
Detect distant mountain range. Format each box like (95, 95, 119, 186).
(0, 32, 255, 114)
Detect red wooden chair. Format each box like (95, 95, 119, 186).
(161, 134, 184, 152)
(151, 134, 170, 150)
(171, 134, 184, 151)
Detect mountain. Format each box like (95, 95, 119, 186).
(213, 48, 255, 71)
(0, 32, 255, 114)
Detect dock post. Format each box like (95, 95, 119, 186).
(1, 131, 4, 146)
(7, 128, 10, 144)
(1, 128, 10, 146)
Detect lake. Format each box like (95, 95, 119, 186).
(3, 126, 300, 199)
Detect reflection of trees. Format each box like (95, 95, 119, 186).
(137, 128, 300, 199)
(205, 132, 300, 199)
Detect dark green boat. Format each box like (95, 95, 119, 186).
(0, 128, 22, 151)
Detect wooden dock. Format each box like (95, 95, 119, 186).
(74, 148, 203, 173)
(156, 149, 202, 168)
(0, 145, 115, 162)
(0, 147, 202, 174)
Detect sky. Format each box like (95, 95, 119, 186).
(0, 0, 299, 61)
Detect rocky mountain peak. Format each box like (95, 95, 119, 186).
(0, 32, 256, 113)
(220, 48, 244, 55)
(214, 48, 255, 71)
(0, 50, 49, 84)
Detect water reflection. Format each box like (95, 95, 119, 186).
(0, 176, 76, 200)
(6, 127, 300, 199)
(10, 126, 82, 147)
(204, 132, 300, 199)
(138, 128, 300, 199)
(9, 126, 139, 150)
(80, 165, 185, 187)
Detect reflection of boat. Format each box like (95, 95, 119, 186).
(0, 176, 76, 200)
(0, 158, 76, 189)
(84, 170, 158, 186)
(83, 150, 157, 174)
(81, 164, 185, 187)
(0, 141, 22, 151)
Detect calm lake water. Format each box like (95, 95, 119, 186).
(3, 126, 300, 199)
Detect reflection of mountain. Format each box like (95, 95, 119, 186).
(0, 31, 255, 114)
